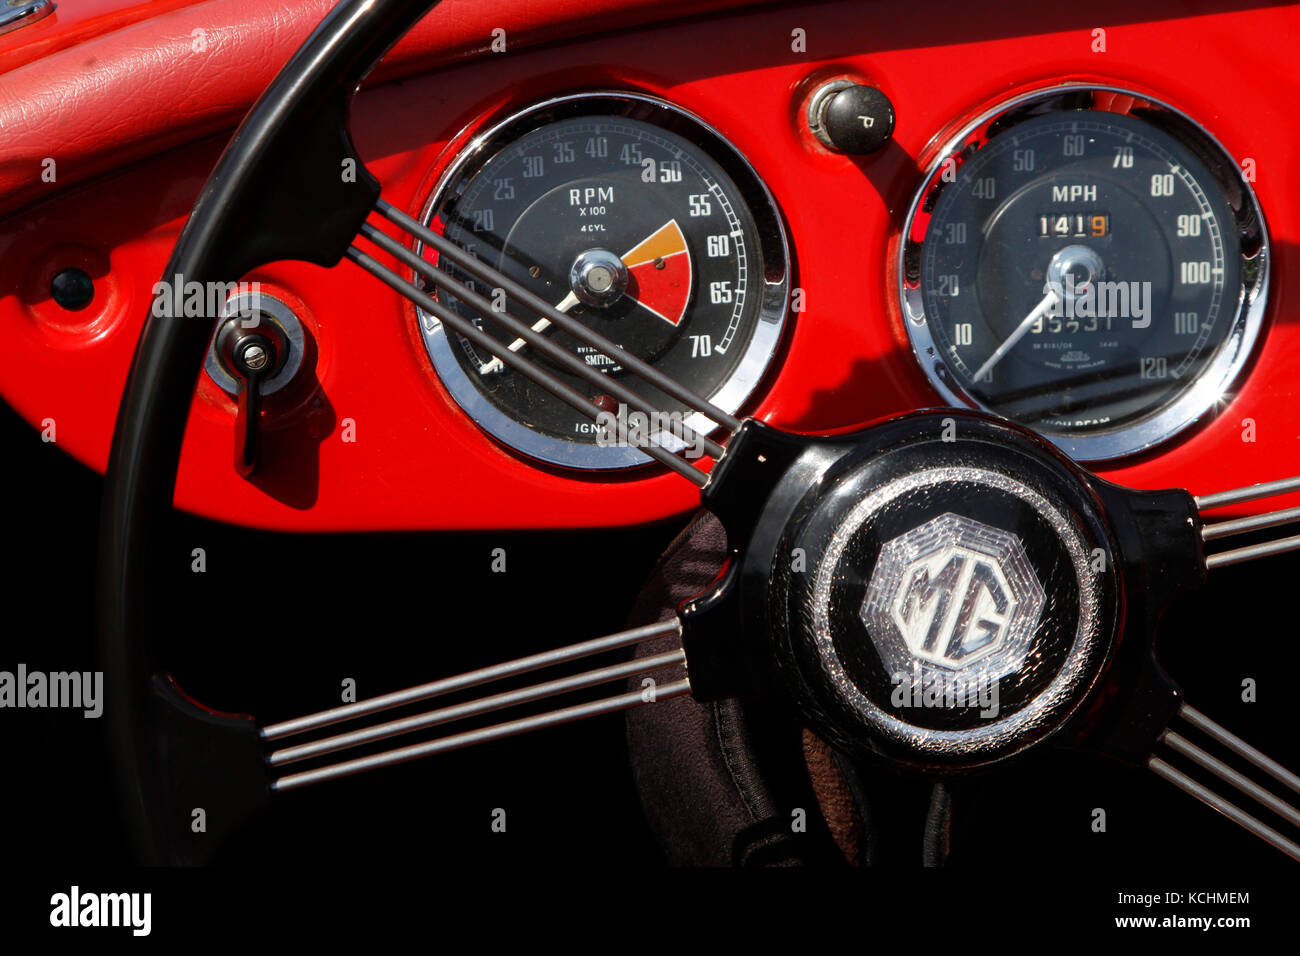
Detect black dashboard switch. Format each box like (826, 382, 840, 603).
(808, 81, 895, 154)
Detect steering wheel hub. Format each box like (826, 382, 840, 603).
(697, 411, 1123, 772)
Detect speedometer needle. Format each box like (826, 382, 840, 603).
(478, 291, 578, 375)
(971, 287, 1061, 383)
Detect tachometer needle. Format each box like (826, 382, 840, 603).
(479, 291, 579, 375)
(477, 220, 690, 375)
(971, 287, 1061, 384)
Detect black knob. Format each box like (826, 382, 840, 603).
(809, 82, 895, 154)
(50, 267, 95, 311)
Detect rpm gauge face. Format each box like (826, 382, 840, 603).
(419, 93, 789, 470)
(901, 88, 1268, 461)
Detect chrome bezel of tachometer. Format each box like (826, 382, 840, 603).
(415, 91, 790, 471)
(897, 83, 1269, 463)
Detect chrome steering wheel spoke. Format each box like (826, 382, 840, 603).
(1198, 475, 1300, 569)
(262, 620, 688, 790)
(1150, 704, 1300, 861)
(345, 198, 747, 486)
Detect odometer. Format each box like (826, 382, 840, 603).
(418, 93, 789, 470)
(900, 87, 1268, 461)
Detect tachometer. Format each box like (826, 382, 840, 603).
(418, 92, 789, 470)
(900, 86, 1268, 461)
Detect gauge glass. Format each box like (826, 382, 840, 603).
(419, 93, 789, 470)
(900, 87, 1267, 461)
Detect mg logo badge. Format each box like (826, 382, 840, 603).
(862, 514, 1046, 678)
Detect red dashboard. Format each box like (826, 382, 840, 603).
(1, 0, 1296, 530)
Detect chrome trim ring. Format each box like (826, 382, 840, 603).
(898, 84, 1269, 462)
(0, 0, 54, 37)
(416, 91, 790, 471)
(204, 293, 306, 397)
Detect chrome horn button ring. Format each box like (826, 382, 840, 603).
(811, 467, 1105, 763)
(760, 415, 1122, 771)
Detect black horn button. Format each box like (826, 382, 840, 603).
(765, 416, 1121, 770)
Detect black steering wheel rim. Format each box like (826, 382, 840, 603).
(97, 0, 445, 865)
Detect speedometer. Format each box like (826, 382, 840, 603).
(900, 86, 1268, 461)
(418, 92, 789, 470)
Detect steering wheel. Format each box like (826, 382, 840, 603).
(98, 0, 1300, 866)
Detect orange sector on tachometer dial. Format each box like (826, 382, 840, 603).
(622, 219, 693, 326)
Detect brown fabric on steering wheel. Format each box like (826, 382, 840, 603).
(623, 511, 863, 866)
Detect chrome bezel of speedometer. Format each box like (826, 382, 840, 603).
(898, 84, 1269, 462)
(416, 91, 790, 471)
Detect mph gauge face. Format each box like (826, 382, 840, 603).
(902, 91, 1267, 461)
(419, 94, 788, 470)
